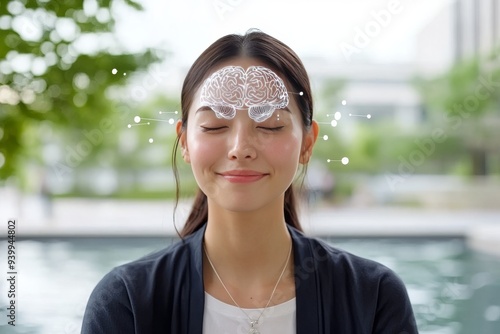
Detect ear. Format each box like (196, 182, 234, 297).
(176, 120, 190, 163)
(300, 120, 319, 164)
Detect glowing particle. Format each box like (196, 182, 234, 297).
(484, 305, 500, 321)
(168, 118, 175, 125)
(327, 157, 350, 165)
(334, 111, 341, 121)
(134, 116, 141, 123)
(159, 110, 179, 115)
(112, 68, 118, 75)
(341, 100, 347, 105)
(149, 138, 154, 144)
(323, 135, 328, 141)
(127, 124, 131, 128)
(123, 73, 127, 76)
(299, 91, 303, 96)
(330, 120, 337, 127)
(349, 113, 371, 119)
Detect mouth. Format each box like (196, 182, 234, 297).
(218, 170, 269, 183)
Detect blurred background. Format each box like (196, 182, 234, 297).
(0, 0, 499, 333)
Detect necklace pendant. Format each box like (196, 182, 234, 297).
(249, 320, 260, 334)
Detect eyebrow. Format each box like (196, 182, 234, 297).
(195, 106, 215, 114)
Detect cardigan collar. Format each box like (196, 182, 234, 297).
(187, 223, 320, 334)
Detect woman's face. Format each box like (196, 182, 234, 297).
(178, 58, 317, 213)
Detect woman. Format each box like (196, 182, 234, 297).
(82, 30, 418, 334)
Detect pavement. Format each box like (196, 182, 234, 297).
(1, 194, 500, 256)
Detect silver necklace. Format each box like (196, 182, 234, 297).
(203, 241, 292, 334)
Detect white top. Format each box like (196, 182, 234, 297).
(203, 292, 296, 334)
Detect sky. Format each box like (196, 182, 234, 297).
(112, 0, 454, 66)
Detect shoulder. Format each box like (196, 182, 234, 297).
(291, 228, 407, 289)
(82, 232, 203, 331)
(291, 229, 418, 332)
(89, 229, 203, 299)
(113, 232, 200, 285)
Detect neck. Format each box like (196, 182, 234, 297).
(203, 197, 293, 284)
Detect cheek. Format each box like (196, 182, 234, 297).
(265, 133, 302, 167)
(187, 134, 218, 165)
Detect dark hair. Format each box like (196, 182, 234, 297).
(172, 29, 314, 237)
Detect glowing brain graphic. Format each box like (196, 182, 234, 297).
(200, 66, 289, 122)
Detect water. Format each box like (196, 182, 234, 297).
(1, 237, 499, 333)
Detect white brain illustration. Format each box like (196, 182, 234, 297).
(200, 66, 289, 122)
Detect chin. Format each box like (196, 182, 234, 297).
(220, 202, 264, 213)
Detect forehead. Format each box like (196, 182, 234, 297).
(191, 58, 300, 113)
(201, 58, 291, 93)
(212, 58, 277, 75)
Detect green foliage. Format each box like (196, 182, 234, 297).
(417, 53, 499, 119)
(0, 0, 162, 181)
(414, 47, 500, 175)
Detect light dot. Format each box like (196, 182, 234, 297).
(111, 68, 117, 75)
(134, 116, 141, 123)
(123, 73, 127, 76)
(168, 118, 174, 125)
(149, 138, 154, 144)
(367, 114, 372, 119)
(174, 111, 178, 114)
(341, 100, 347, 105)
(299, 91, 303, 96)
(330, 120, 337, 127)
(334, 111, 341, 121)
(127, 124, 131, 128)
(349, 113, 352, 116)
(341, 157, 349, 165)
(323, 135, 328, 140)
(327, 159, 331, 163)
(484, 305, 500, 321)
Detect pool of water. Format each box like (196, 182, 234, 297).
(1, 237, 499, 333)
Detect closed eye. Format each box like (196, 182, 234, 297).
(200, 126, 227, 132)
(257, 126, 284, 132)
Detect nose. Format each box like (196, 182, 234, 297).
(227, 127, 257, 161)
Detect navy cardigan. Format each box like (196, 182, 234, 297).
(82, 224, 418, 333)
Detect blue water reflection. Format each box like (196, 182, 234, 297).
(0, 237, 499, 333)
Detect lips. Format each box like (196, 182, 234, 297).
(218, 170, 269, 183)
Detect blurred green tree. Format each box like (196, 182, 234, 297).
(415, 48, 500, 175)
(0, 0, 162, 182)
